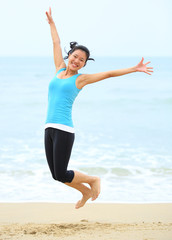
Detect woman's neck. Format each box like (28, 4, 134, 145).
(65, 66, 78, 77)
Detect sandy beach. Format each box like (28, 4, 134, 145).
(0, 203, 172, 240)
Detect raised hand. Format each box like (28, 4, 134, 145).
(135, 57, 153, 75)
(46, 7, 54, 24)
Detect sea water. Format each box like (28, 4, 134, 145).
(0, 56, 172, 203)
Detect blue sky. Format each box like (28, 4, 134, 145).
(1, 0, 172, 57)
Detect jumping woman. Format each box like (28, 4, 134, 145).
(44, 7, 153, 209)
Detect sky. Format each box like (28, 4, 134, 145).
(0, 0, 172, 57)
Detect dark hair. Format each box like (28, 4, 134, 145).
(64, 41, 95, 66)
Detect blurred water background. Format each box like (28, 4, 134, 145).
(0, 56, 172, 203)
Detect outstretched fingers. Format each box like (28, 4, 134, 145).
(45, 7, 53, 24)
(144, 60, 153, 75)
(141, 57, 144, 63)
(147, 67, 153, 69)
(49, 7, 51, 15)
(146, 66, 154, 75)
(145, 61, 151, 65)
(146, 69, 153, 75)
(45, 11, 49, 18)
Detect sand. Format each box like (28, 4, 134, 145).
(0, 203, 172, 240)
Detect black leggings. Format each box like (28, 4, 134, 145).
(44, 127, 75, 183)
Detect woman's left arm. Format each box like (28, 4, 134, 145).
(77, 57, 153, 89)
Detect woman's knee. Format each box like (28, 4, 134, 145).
(54, 175, 66, 183)
(53, 170, 74, 183)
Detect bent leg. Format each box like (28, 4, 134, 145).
(45, 128, 100, 208)
(53, 128, 75, 183)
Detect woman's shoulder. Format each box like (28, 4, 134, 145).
(56, 68, 66, 75)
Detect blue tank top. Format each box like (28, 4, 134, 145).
(45, 68, 82, 130)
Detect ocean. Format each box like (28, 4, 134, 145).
(0, 56, 172, 203)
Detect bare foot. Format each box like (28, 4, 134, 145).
(89, 177, 101, 201)
(75, 189, 92, 209)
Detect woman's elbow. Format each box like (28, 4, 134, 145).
(105, 72, 113, 79)
(53, 39, 61, 45)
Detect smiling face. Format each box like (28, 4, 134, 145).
(68, 49, 87, 71)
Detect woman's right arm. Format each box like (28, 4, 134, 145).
(46, 7, 66, 72)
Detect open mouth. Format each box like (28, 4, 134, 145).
(72, 63, 78, 68)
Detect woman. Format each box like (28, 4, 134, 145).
(45, 7, 153, 209)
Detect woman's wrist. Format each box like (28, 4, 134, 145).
(132, 66, 137, 73)
(49, 20, 55, 26)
